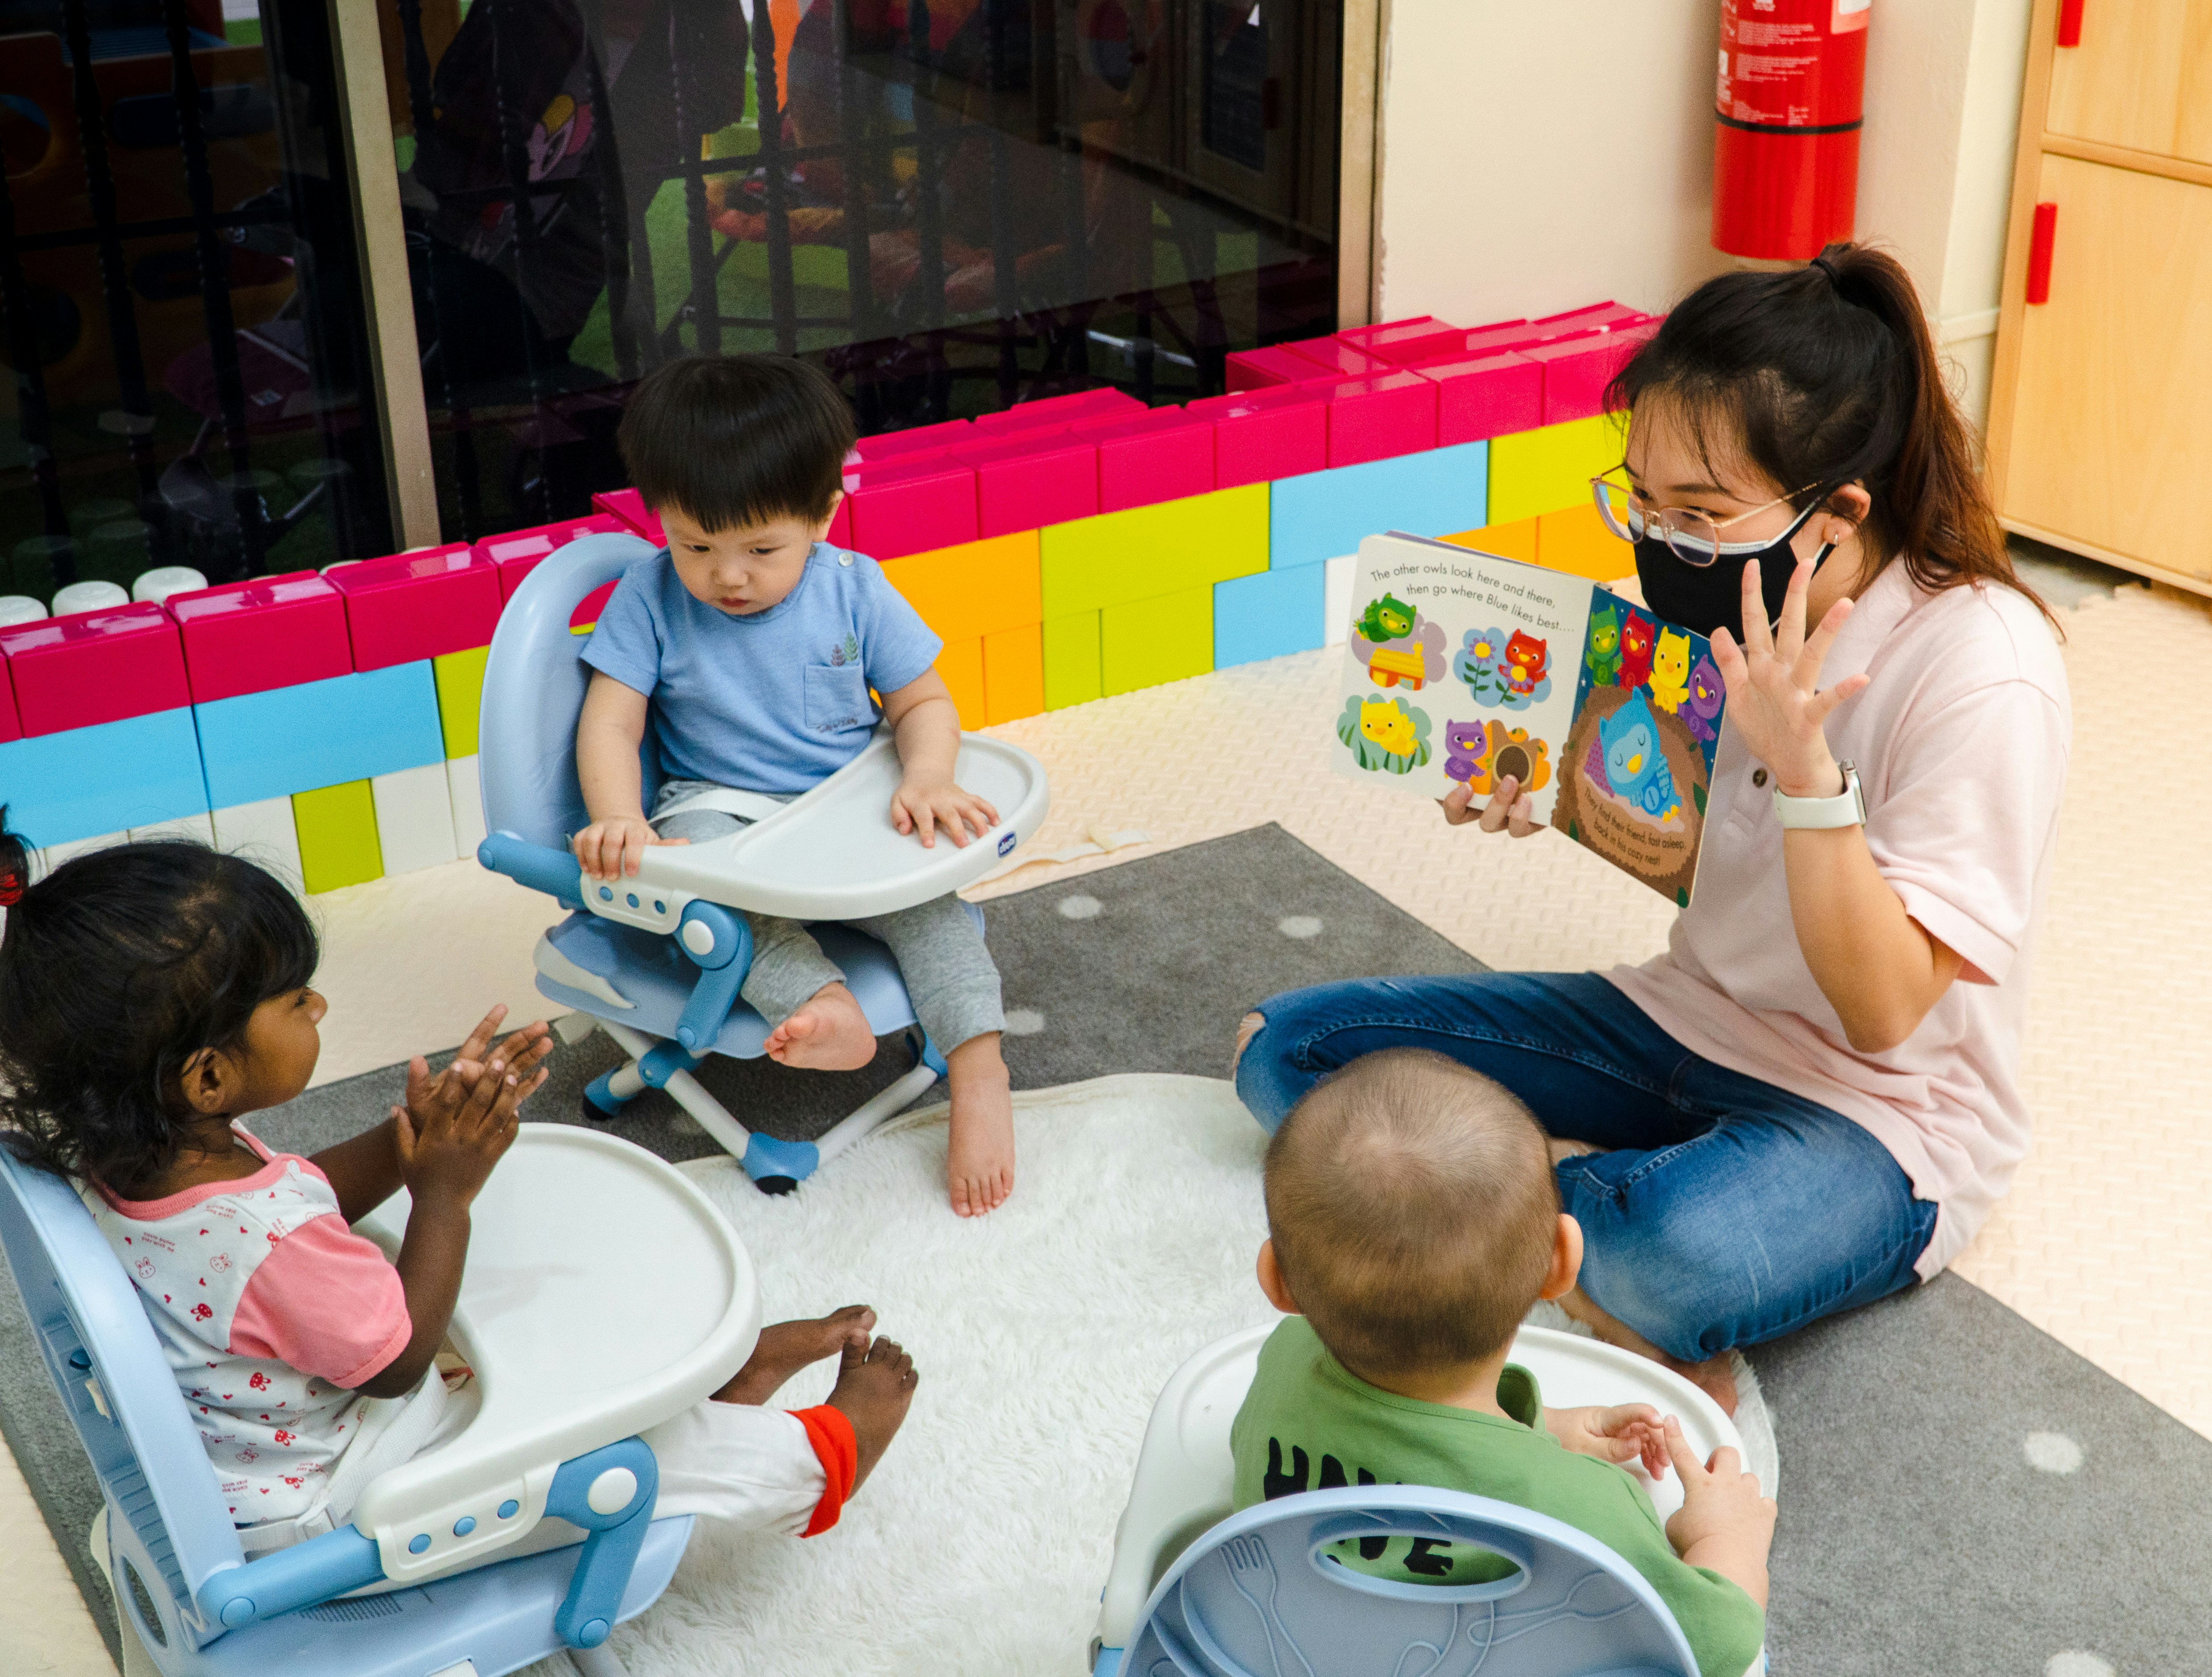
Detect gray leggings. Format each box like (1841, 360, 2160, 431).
(651, 778, 1004, 1053)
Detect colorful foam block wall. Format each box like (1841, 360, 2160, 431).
(5, 304, 1651, 891)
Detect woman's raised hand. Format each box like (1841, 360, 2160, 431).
(1440, 774, 1542, 838)
(1709, 553, 1870, 799)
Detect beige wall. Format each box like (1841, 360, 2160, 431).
(1372, 0, 2034, 427)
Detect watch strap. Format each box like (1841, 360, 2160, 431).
(1771, 760, 1865, 829)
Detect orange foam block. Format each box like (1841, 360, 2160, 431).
(936, 637, 987, 730)
(1535, 504, 1636, 582)
(983, 624, 1044, 724)
(879, 532, 1042, 643)
(1440, 519, 1539, 563)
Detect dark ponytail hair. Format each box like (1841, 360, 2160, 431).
(0, 821, 319, 1194)
(1610, 241, 2053, 625)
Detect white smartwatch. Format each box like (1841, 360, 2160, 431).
(1771, 759, 1866, 829)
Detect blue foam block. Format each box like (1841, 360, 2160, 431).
(1214, 566, 1326, 668)
(197, 663, 445, 808)
(1268, 440, 1490, 570)
(0, 708, 209, 847)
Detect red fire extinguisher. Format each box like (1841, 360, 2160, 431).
(1711, 0, 1871, 260)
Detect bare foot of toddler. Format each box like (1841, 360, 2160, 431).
(944, 1033, 1014, 1218)
(712, 1304, 876, 1405)
(826, 1335, 917, 1495)
(763, 983, 876, 1070)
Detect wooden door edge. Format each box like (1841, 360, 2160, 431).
(1986, 0, 2064, 508)
(2002, 516, 2212, 599)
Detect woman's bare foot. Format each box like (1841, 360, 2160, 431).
(944, 1034, 1014, 1217)
(712, 1305, 877, 1405)
(763, 984, 876, 1070)
(826, 1335, 917, 1495)
(1559, 1286, 1740, 1417)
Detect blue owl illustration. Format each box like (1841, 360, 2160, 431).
(1598, 691, 1681, 823)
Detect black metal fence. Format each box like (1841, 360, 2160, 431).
(388, 0, 1344, 543)
(0, 0, 394, 598)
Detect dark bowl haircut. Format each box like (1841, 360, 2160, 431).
(617, 354, 859, 533)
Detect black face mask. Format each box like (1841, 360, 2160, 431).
(1632, 500, 1836, 642)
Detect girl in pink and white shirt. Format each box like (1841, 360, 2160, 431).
(0, 838, 917, 1544)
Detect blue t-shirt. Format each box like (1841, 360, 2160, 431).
(579, 542, 942, 795)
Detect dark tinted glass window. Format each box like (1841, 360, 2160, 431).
(0, 0, 396, 601)
(382, 0, 1343, 541)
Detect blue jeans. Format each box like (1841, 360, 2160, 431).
(1236, 972, 1939, 1362)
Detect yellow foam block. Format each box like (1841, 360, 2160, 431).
(1042, 612, 1102, 710)
(983, 624, 1045, 725)
(292, 780, 382, 895)
(936, 637, 987, 730)
(1040, 484, 1268, 618)
(432, 645, 490, 759)
(880, 531, 1042, 642)
(1101, 584, 1212, 697)
(1486, 414, 1624, 527)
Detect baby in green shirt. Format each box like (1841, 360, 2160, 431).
(1231, 1048, 1772, 1677)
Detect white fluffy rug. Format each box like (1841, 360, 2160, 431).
(561, 1074, 1776, 1677)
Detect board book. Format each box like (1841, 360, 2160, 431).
(1332, 533, 1728, 905)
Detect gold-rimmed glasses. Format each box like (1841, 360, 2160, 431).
(1589, 473, 1827, 566)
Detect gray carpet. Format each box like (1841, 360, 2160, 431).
(3, 824, 2202, 1673)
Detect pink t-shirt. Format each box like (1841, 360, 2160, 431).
(91, 1127, 412, 1524)
(1607, 564, 2070, 1277)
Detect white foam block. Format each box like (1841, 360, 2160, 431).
(447, 755, 488, 859)
(129, 811, 216, 845)
(1324, 553, 1355, 646)
(211, 797, 306, 894)
(372, 762, 457, 875)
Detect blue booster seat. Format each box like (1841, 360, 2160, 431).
(474, 532, 1050, 1192)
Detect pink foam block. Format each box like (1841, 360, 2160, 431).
(1355, 320, 1486, 367)
(1302, 371, 1439, 468)
(328, 545, 502, 670)
(1280, 336, 1392, 379)
(973, 388, 1145, 437)
(591, 488, 666, 544)
(0, 659, 17, 743)
(952, 435, 1099, 537)
(1078, 408, 1217, 512)
(842, 454, 981, 559)
(1226, 345, 1331, 392)
(1417, 351, 1545, 445)
(855, 418, 976, 461)
(166, 571, 352, 703)
(474, 513, 630, 600)
(0, 603, 188, 735)
(1528, 302, 1645, 339)
(1525, 320, 1660, 424)
(1450, 317, 1540, 358)
(1185, 388, 1328, 489)
(1335, 315, 1440, 348)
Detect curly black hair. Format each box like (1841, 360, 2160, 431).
(0, 820, 318, 1195)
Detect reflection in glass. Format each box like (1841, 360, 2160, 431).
(0, 0, 396, 600)
(386, 0, 1343, 542)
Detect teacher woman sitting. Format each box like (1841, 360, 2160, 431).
(1234, 244, 2071, 1413)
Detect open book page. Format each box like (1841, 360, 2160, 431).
(1550, 590, 1727, 905)
(1332, 534, 1594, 821)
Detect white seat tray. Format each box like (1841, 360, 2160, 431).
(349, 1127, 759, 1551)
(627, 730, 1050, 921)
(1099, 1323, 1746, 1650)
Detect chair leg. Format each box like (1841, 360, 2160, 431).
(570, 1642, 631, 1677)
(600, 1021, 757, 1161)
(813, 1031, 940, 1167)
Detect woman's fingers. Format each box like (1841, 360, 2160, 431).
(1477, 777, 1523, 833)
(1738, 560, 1775, 661)
(1439, 782, 1477, 826)
(1802, 671, 1871, 730)
(1707, 626, 1751, 697)
(1773, 549, 1815, 665)
(1793, 593, 1855, 691)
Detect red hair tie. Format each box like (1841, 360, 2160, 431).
(0, 870, 23, 907)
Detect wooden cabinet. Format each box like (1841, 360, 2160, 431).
(1988, 0, 2212, 594)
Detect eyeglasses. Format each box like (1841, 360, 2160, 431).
(1589, 473, 1828, 567)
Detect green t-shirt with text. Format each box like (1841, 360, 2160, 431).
(1229, 1317, 1765, 1677)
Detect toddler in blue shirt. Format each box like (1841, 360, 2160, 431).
(573, 355, 1014, 1216)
